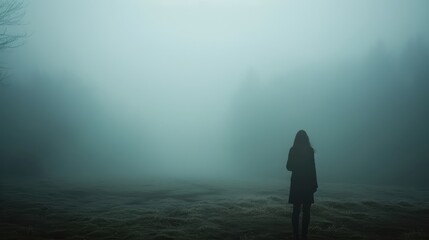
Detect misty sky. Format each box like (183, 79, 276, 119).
(3, 0, 429, 183)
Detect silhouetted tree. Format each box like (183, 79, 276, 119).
(0, 0, 25, 82)
(228, 69, 287, 178)
(399, 38, 429, 184)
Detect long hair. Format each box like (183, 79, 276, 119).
(292, 130, 314, 152)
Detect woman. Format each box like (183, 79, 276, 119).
(286, 130, 318, 240)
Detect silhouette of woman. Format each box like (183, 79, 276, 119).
(287, 130, 318, 240)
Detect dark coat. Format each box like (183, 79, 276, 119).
(286, 147, 318, 204)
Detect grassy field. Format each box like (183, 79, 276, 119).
(1, 178, 428, 240)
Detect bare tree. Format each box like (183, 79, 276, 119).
(0, 0, 25, 81)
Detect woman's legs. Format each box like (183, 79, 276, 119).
(292, 203, 312, 240)
(292, 204, 301, 240)
(301, 203, 311, 239)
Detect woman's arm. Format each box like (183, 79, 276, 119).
(312, 154, 318, 192)
(286, 148, 295, 171)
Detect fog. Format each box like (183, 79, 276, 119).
(1, 0, 429, 185)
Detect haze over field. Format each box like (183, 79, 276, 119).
(1, 1, 429, 240)
(1, 0, 429, 185)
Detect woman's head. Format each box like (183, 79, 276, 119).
(293, 130, 313, 151)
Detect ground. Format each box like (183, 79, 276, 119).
(1, 178, 428, 240)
